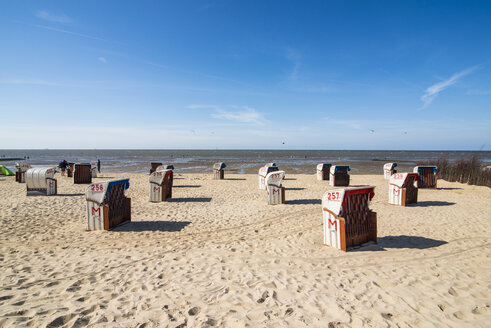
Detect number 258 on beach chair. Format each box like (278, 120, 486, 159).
(388, 173, 419, 206)
(86, 179, 131, 231)
(322, 186, 377, 251)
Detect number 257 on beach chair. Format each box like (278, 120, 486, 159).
(322, 186, 377, 251)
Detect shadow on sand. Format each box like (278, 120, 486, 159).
(285, 187, 305, 191)
(283, 178, 297, 181)
(168, 197, 212, 203)
(285, 199, 321, 205)
(55, 193, 85, 197)
(113, 221, 191, 232)
(437, 187, 463, 190)
(352, 235, 447, 252)
(173, 185, 201, 188)
(410, 201, 456, 207)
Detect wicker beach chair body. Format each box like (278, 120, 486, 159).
(213, 162, 226, 180)
(329, 166, 351, 187)
(322, 186, 377, 251)
(149, 169, 173, 202)
(74, 163, 92, 184)
(383, 163, 398, 179)
(388, 173, 419, 206)
(317, 163, 332, 181)
(86, 179, 131, 231)
(16, 162, 31, 183)
(414, 166, 437, 188)
(266, 170, 286, 205)
(150, 162, 163, 174)
(25, 167, 57, 196)
(258, 165, 279, 189)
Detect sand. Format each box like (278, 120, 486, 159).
(0, 172, 490, 327)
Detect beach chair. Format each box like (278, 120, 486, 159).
(150, 162, 162, 174)
(388, 173, 419, 206)
(322, 186, 377, 251)
(383, 163, 397, 179)
(329, 165, 350, 187)
(15, 162, 31, 183)
(86, 179, 131, 231)
(149, 169, 173, 202)
(213, 162, 226, 179)
(266, 170, 286, 205)
(258, 165, 279, 189)
(91, 166, 98, 178)
(74, 163, 92, 184)
(25, 167, 57, 196)
(316, 163, 331, 181)
(413, 166, 437, 188)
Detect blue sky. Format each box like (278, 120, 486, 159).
(1, 0, 490, 150)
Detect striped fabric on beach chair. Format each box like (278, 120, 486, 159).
(26, 167, 57, 196)
(413, 166, 437, 188)
(316, 163, 331, 181)
(266, 170, 286, 205)
(149, 169, 173, 202)
(213, 162, 226, 180)
(383, 163, 397, 179)
(329, 165, 350, 187)
(322, 186, 377, 251)
(86, 179, 131, 230)
(388, 173, 419, 206)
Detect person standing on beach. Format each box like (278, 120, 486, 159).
(97, 159, 101, 173)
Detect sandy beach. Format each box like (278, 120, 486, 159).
(0, 172, 490, 327)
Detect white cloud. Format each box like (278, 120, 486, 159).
(36, 10, 73, 24)
(420, 66, 477, 109)
(98, 57, 107, 63)
(32, 24, 106, 41)
(211, 106, 267, 125)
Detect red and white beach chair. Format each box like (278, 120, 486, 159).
(266, 170, 286, 205)
(149, 169, 173, 202)
(213, 162, 226, 180)
(388, 173, 419, 206)
(322, 186, 377, 251)
(383, 163, 397, 179)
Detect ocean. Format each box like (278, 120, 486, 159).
(1, 149, 490, 174)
